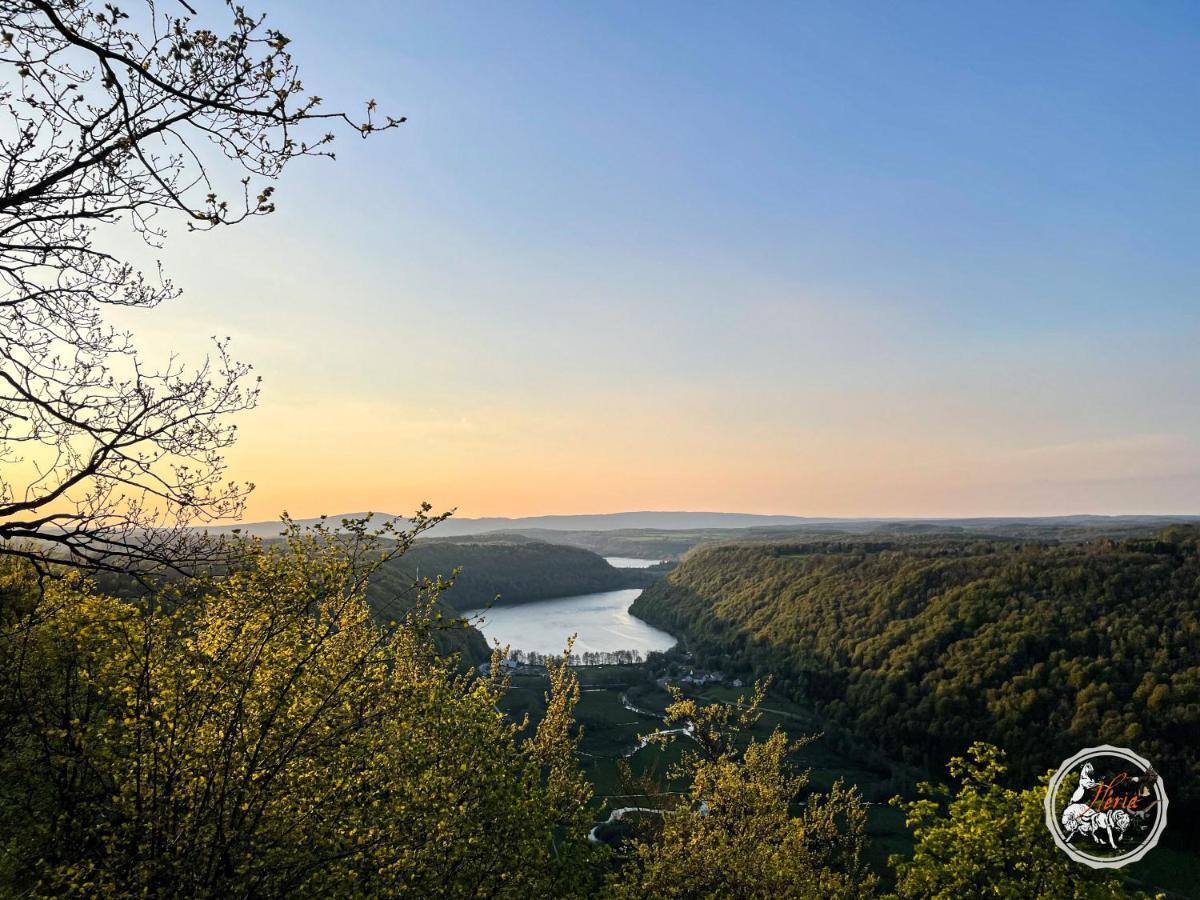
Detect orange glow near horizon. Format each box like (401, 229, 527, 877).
(221, 391, 1200, 524)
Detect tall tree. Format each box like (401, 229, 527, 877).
(0, 0, 399, 575)
(608, 683, 876, 899)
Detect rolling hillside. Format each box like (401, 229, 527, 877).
(631, 528, 1200, 807)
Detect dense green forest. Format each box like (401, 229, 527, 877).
(632, 528, 1200, 811)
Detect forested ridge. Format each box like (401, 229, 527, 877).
(631, 528, 1200, 802)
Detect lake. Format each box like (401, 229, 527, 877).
(603, 556, 666, 569)
(463, 588, 677, 657)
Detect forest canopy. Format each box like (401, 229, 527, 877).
(631, 529, 1200, 802)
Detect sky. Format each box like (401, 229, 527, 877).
(110, 1, 1200, 521)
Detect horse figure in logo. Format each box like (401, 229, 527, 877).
(1061, 803, 1133, 848)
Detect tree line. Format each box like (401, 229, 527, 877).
(505, 648, 646, 667)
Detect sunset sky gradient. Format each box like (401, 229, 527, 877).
(111, 1, 1200, 520)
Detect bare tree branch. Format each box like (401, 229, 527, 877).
(0, 0, 401, 576)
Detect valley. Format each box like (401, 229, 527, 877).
(438, 525, 1200, 896)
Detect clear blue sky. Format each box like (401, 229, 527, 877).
(122, 1, 1200, 518)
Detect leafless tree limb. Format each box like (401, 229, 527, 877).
(0, 0, 401, 576)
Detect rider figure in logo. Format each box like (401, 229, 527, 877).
(1070, 762, 1100, 803)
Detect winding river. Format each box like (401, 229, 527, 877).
(463, 558, 676, 657)
(463, 588, 676, 657)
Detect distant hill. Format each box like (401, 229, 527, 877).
(207, 511, 825, 539)
(207, 511, 1200, 542)
(489, 516, 1200, 560)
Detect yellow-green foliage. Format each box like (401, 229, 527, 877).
(607, 682, 876, 899)
(4, 533, 1174, 899)
(890, 743, 1154, 899)
(0, 531, 593, 898)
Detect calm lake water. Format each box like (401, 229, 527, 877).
(464, 588, 677, 657)
(603, 556, 666, 569)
